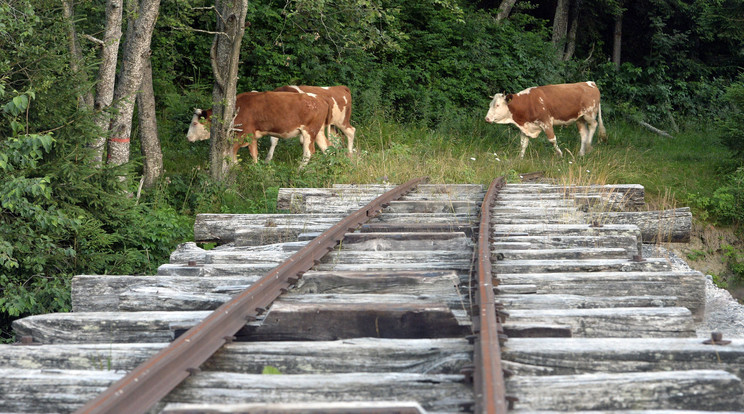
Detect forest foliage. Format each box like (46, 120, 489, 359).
(1, 0, 744, 339)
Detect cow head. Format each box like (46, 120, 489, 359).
(485, 94, 512, 124)
(186, 108, 211, 142)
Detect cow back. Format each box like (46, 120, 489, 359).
(508, 82, 601, 125)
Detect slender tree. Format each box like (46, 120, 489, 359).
(563, 0, 582, 60)
(62, 0, 94, 110)
(495, 0, 518, 22)
(137, 57, 163, 187)
(612, 3, 624, 69)
(107, 0, 161, 168)
(208, 0, 249, 181)
(552, 0, 570, 57)
(89, 0, 123, 165)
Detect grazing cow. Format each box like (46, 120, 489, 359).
(273, 85, 356, 155)
(186, 91, 329, 166)
(485, 81, 606, 157)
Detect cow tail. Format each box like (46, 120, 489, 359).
(597, 102, 607, 142)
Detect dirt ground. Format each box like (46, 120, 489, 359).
(667, 222, 744, 302)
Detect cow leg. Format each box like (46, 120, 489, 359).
(314, 128, 329, 153)
(299, 129, 314, 168)
(519, 133, 530, 158)
(340, 124, 356, 155)
(583, 115, 599, 155)
(577, 119, 592, 156)
(543, 126, 563, 157)
(265, 136, 279, 163)
(249, 138, 259, 163)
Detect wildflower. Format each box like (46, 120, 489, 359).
(470, 157, 476, 161)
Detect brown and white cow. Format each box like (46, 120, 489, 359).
(186, 91, 329, 166)
(273, 85, 356, 155)
(485, 81, 606, 157)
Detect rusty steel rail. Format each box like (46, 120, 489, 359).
(75, 177, 428, 414)
(473, 176, 509, 413)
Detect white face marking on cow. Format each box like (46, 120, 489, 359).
(485, 94, 513, 124)
(186, 112, 210, 142)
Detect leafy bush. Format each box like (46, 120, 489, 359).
(0, 93, 192, 341)
(719, 77, 744, 158)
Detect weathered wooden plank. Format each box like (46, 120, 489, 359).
(12, 311, 211, 343)
(0, 370, 472, 413)
(203, 249, 472, 269)
(277, 184, 484, 213)
(0, 338, 472, 374)
(591, 207, 692, 243)
(0, 369, 121, 413)
(505, 307, 696, 338)
(231, 214, 476, 246)
(279, 293, 466, 314)
(383, 200, 478, 214)
(239, 301, 470, 341)
(492, 208, 692, 243)
(491, 223, 642, 237)
(164, 372, 472, 412)
(71, 275, 259, 312)
(161, 401, 427, 414)
(360, 223, 475, 236)
(194, 214, 341, 243)
(494, 257, 672, 274)
(0, 343, 165, 371)
(496, 271, 706, 321)
(332, 183, 484, 194)
(169, 242, 304, 265)
(340, 232, 472, 251)
(506, 370, 743, 411)
(72, 270, 466, 312)
(501, 337, 744, 378)
(496, 247, 631, 260)
(157, 263, 278, 278)
(497, 294, 679, 310)
(196, 208, 477, 246)
(499, 184, 644, 209)
(206, 338, 472, 374)
(294, 270, 462, 296)
(492, 235, 640, 256)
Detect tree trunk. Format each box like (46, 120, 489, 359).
(62, 0, 94, 110)
(552, 0, 570, 57)
(106, 0, 161, 168)
(209, 0, 249, 181)
(612, 10, 623, 69)
(90, 0, 123, 165)
(137, 57, 163, 188)
(495, 0, 518, 22)
(563, 0, 581, 61)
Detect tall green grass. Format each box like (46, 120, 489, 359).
(163, 112, 732, 215)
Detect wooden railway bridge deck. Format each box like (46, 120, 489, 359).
(1, 179, 742, 413)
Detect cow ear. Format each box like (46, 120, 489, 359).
(193, 108, 202, 116)
(505, 94, 514, 103)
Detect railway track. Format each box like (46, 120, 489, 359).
(1, 178, 743, 413)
